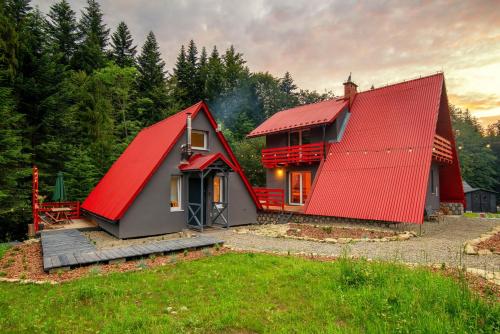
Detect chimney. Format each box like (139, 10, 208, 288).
(343, 73, 358, 108)
(182, 112, 192, 160)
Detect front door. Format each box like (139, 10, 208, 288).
(289, 171, 312, 205)
(188, 176, 207, 228)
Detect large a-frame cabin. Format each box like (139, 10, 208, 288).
(82, 102, 258, 238)
(249, 73, 464, 224)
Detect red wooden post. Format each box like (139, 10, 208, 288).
(32, 166, 39, 232)
(76, 201, 80, 218)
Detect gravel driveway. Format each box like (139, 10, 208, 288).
(202, 216, 500, 271)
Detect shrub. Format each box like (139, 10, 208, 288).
(338, 259, 372, 287)
(322, 226, 333, 234)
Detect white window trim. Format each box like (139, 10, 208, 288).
(191, 130, 208, 150)
(170, 175, 183, 212)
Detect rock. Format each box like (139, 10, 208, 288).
(397, 233, 411, 241)
(477, 249, 492, 255)
(180, 306, 188, 311)
(464, 244, 477, 255)
(338, 238, 352, 244)
(324, 238, 337, 243)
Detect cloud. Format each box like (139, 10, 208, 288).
(33, 0, 500, 121)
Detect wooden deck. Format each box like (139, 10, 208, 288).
(40, 218, 98, 232)
(41, 229, 223, 272)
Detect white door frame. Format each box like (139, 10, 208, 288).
(288, 171, 310, 205)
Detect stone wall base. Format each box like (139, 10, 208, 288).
(440, 202, 464, 215)
(256, 211, 420, 233)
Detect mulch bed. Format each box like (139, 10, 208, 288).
(0, 242, 227, 283)
(286, 223, 397, 240)
(476, 232, 500, 253)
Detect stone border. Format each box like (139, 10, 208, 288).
(234, 224, 417, 244)
(0, 277, 58, 285)
(463, 225, 500, 255)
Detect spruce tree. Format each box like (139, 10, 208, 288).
(198, 46, 208, 99)
(110, 21, 136, 67)
(205, 46, 224, 103)
(78, 0, 109, 51)
(73, 0, 109, 72)
(136, 31, 165, 93)
(223, 45, 248, 90)
(5, 0, 31, 28)
(185, 39, 199, 104)
(46, 0, 78, 65)
(172, 44, 188, 104)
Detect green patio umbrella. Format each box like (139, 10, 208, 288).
(52, 171, 67, 202)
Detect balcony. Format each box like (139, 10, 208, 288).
(261, 142, 324, 168)
(432, 134, 453, 164)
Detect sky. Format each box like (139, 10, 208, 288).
(33, 0, 500, 127)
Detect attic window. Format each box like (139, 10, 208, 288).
(192, 130, 208, 150)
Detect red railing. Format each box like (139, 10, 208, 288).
(261, 142, 324, 168)
(432, 134, 453, 164)
(254, 188, 285, 211)
(39, 201, 81, 219)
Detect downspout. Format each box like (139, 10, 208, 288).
(186, 113, 192, 157)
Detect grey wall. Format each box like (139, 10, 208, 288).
(425, 162, 440, 214)
(110, 109, 256, 239)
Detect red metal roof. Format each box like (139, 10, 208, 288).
(304, 73, 463, 224)
(82, 102, 260, 221)
(179, 153, 236, 171)
(247, 99, 348, 138)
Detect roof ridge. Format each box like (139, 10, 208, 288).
(275, 97, 345, 114)
(358, 72, 444, 95)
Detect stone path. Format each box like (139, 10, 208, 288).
(203, 217, 500, 271)
(41, 229, 223, 272)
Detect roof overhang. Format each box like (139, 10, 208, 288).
(179, 153, 236, 172)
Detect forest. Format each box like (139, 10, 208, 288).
(0, 0, 498, 241)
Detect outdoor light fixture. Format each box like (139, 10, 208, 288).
(276, 168, 284, 178)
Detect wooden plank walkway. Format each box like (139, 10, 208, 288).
(41, 229, 223, 272)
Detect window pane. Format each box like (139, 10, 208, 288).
(170, 176, 181, 209)
(290, 172, 301, 203)
(302, 172, 312, 202)
(192, 131, 206, 148)
(213, 176, 222, 202)
(301, 130, 311, 145)
(289, 132, 300, 146)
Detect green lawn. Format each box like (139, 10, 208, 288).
(0, 253, 498, 333)
(0, 243, 10, 260)
(464, 212, 500, 219)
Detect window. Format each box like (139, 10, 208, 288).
(191, 130, 208, 150)
(170, 175, 182, 211)
(213, 175, 224, 203)
(288, 130, 311, 146)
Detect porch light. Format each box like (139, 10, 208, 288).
(276, 168, 284, 178)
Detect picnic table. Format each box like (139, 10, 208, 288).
(45, 207, 72, 224)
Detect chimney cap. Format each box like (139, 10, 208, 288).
(343, 72, 358, 87)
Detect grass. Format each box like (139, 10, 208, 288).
(0, 244, 11, 260)
(464, 212, 500, 219)
(0, 253, 498, 333)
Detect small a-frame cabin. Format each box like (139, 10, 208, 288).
(82, 102, 258, 238)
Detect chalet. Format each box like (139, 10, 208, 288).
(82, 102, 258, 238)
(248, 73, 465, 223)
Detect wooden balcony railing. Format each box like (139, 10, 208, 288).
(261, 142, 324, 168)
(432, 134, 453, 164)
(253, 188, 284, 211)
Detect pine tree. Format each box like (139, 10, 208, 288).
(198, 46, 208, 99)
(172, 44, 188, 104)
(73, 0, 109, 72)
(205, 46, 224, 103)
(45, 0, 78, 65)
(223, 45, 248, 90)
(185, 39, 199, 104)
(78, 0, 109, 51)
(279, 72, 297, 95)
(136, 31, 165, 93)
(110, 21, 136, 67)
(5, 0, 31, 28)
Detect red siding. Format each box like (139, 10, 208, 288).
(305, 73, 462, 224)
